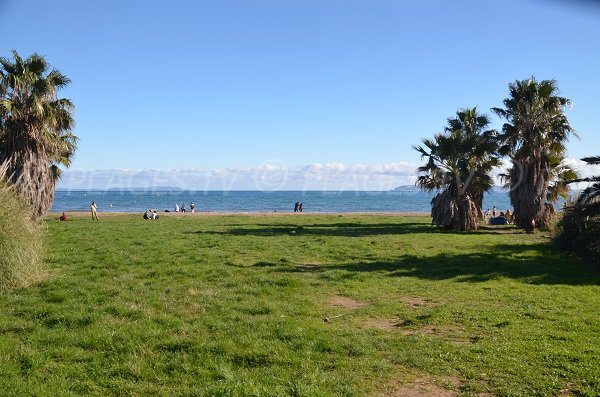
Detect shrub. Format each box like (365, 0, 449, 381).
(555, 156, 600, 258)
(0, 167, 44, 290)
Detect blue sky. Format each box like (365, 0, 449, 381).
(1, 0, 599, 189)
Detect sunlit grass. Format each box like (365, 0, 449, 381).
(0, 214, 598, 396)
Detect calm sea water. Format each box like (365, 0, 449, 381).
(51, 190, 515, 213)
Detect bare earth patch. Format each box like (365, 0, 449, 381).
(403, 297, 439, 308)
(386, 379, 458, 397)
(295, 262, 324, 271)
(402, 325, 470, 345)
(365, 318, 471, 345)
(328, 295, 368, 309)
(364, 318, 401, 331)
(557, 385, 580, 397)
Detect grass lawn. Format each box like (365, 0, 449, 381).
(0, 214, 598, 396)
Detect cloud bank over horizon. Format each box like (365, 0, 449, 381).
(57, 159, 600, 192)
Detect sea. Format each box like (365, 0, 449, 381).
(50, 189, 516, 213)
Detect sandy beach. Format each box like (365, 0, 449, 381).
(49, 211, 430, 217)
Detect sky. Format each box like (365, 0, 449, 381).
(1, 0, 599, 190)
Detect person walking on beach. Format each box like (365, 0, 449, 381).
(294, 202, 299, 212)
(299, 202, 303, 212)
(90, 201, 99, 220)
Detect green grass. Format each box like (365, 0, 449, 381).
(0, 214, 598, 396)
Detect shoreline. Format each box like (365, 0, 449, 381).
(48, 211, 430, 217)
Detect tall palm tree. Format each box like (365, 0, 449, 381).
(0, 50, 77, 218)
(492, 78, 576, 231)
(414, 107, 500, 231)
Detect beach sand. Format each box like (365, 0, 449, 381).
(49, 211, 429, 217)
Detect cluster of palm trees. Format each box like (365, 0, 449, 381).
(414, 108, 501, 231)
(415, 77, 577, 232)
(0, 51, 76, 218)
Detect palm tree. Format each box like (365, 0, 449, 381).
(0, 50, 77, 218)
(556, 156, 600, 255)
(492, 78, 576, 231)
(414, 107, 500, 231)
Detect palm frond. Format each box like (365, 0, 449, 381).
(581, 156, 600, 165)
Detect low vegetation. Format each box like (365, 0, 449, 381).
(0, 172, 44, 290)
(0, 214, 598, 396)
(556, 156, 600, 256)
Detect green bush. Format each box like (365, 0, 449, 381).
(555, 156, 600, 258)
(0, 175, 44, 290)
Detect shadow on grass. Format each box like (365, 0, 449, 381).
(192, 222, 523, 237)
(259, 243, 600, 286)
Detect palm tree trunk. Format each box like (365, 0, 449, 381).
(4, 149, 54, 219)
(431, 189, 479, 231)
(510, 156, 552, 231)
(467, 186, 485, 220)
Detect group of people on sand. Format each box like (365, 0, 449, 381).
(149, 202, 198, 217)
(484, 206, 513, 224)
(172, 202, 195, 213)
(293, 202, 304, 212)
(60, 201, 203, 220)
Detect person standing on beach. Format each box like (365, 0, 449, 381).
(90, 201, 99, 220)
(294, 202, 299, 212)
(190, 202, 195, 213)
(181, 202, 186, 213)
(299, 202, 303, 212)
(175, 203, 179, 212)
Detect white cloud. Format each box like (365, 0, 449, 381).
(56, 158, 598, 191)
(57, 161, 420, 191)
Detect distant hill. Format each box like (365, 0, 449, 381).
(390, 185, 420, 192)
(56, 186, 185, 192)
(391, 185, 513, 193)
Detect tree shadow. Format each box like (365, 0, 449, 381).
(191, 222, 524, 237)
(260, 243, 599, 286)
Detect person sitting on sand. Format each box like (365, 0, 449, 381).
(143, 210, 151, 220)
(152, 210, 159, 220)
(505, 209, 513, 224)
(58, 212, 67, 221)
